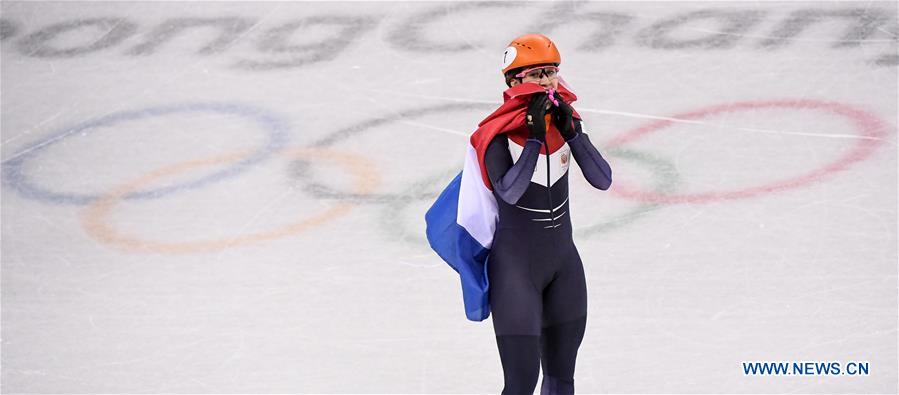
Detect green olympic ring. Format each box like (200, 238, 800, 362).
(574, 147, 681, 239)
(379, 147, 683, 250)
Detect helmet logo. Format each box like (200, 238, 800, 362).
(502, 46, 517, 70)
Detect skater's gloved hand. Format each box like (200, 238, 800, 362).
(526, 93, 548, 142)
(552, 97, 578, 141)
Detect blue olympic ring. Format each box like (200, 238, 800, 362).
(2, 102, 289, 205)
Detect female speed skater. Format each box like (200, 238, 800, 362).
(426, 33, 613, 394)
(484, 34, 612, 394)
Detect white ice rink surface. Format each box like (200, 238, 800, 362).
(1, 1, 897, 393)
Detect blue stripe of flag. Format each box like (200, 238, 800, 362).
(425, 172, 491, 321)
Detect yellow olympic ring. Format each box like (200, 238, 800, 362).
(80, 148, 379, 254)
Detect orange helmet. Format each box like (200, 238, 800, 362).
(501, 34, 561, 75)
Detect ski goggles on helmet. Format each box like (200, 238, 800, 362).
(514, 65, 560, 80)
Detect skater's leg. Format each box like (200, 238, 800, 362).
(539, 247, 588, 395)
(539, 316, 586, 394)
(488, 232, 544, 394)
(496, 335, 541, 394)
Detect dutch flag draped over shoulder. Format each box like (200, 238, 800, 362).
(425, 82, 578, 321)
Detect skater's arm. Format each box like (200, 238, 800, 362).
(567, 122, 612, 190)
(485, 134, 541, 205)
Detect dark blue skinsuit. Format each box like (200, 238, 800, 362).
(485, 120, 612, 395)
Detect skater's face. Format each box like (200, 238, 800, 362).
(509, 64, 559, 90)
